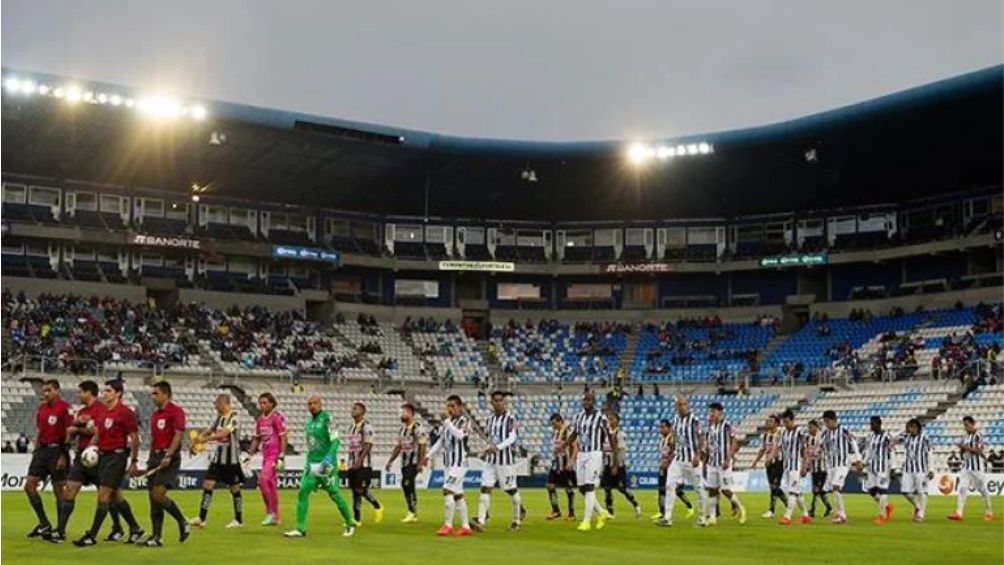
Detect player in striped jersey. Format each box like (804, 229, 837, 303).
(346, 402, 384, 525)
(862, 416, 895, 524)
(703, 402, 745, 525)
(806, 420, 832, 518)
(947, 416, 994, 522)
(821, 410, 860, 524)
(651, 419, 694, 522)
(656, 395, 707, 527)
(897, 418, 932, 522)
(189, 395, 245, 529)
(475, 391, 525, 532)
(385, 403, 427, 523)
(601, 412, 641, 519)
(565, 392, 611, 532)
(778, 409, 811, 525)
(545, 413, 577, 521)
(751, 414, 787, 518)
(426, 395, 473, 536)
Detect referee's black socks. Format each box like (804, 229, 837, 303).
(232, 491, 243, 523)
(116, 498, 141, 532)
(27, 492, 50, 528)
(162, 498, 186, 527)
(199, 489, 213, 522)
(548, 489, 560, 512)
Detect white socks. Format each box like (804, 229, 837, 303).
(583, 491, 597, 522)
(877, 494, 888, 516)
(796, 494, 807, 517)
(478, 493, 491, 524)
(707, 495, 718, 520)
(511, 492, 522, 523)
(784, 494, 796, 519)
(834, 491, 845, 515)
(443, 495, 456, 526)
(919, 493, 928, 514)
(457, 497, 470, 528)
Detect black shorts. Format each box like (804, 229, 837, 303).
(547, 469, 576, 488)
(206, 462, 246, 486)
(601, 465, 628, 490)
(146, 451, 181, 489)
(67, 452, 99, 486)
(658, 468, 668, 490)
(400, 464, 418, 489)
(766, 461, 784, 487)
(97, 450, 129, 489)
(811, 471, 827, 491)
(346, 467, 372, 491)
(28, 445, 68, 483)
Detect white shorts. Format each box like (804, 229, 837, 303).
(900, 472, 929, 495)
(443, 466, 468, 495)
(865, 471, 890, 491)
(481, 464, 517, 491)
(703, 466, 734, 490)
(824, 466, 849, 491)
(575, 451, 603, 487)
(958, 470, 988, 494)
(666, 459, 703, 488)
(784, 469, 804, 494)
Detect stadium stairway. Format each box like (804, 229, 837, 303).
(619, 330, 640, 377)
(226, 383, 260, 420)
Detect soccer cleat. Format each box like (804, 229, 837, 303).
(800, 515, 813, 525)
(105, 529, 124, 542)
(343, 525, 356, 537)
(739, 506, 748, 525)
(546, 511, 562, 521)
(650, 512, 663, 521)
(261, 513, 278, 526)
(779, 516, 792, 526)
(913, 510, 922, 523)
(832, 514, 847, 524)
(984, 513, 993, 522)
(873, 516, 887, 525)
(179, 525, 191, 543)
(374, 506, 385, 524)
(509, 521, 521, 532)
(520, 506, 527, 521)
(436, 524, 454, 536)
(823, 506, 833, 518)
(947, 512, 963, 521)
(705, 515, 718, 526)
(187, 517, 206, 529)
(454, 526, 473, 537)
(401, 513, 418, 523)
(685, 506, 696, 519)
(595, 510, 608, 530)
(470, 520, 485, 533)
(634, 505, 642, 519)
(73, 534, 98, 547)
(141, 537, 163, 548)
(696, 517, 707, 527)
(44, 531, 66, 544)
(576, 521, 592, 532)
(283, 529, 306, 538)
(565, 514, 577, 522)
(885, 503, 895, 520)
(606, 512, 616, 520)
(761, 510, 774, 519)
(27, 524, 51, 538)
(125, 529, 145, 544)
(225, 520, 244, 529)
(654, 518, 672, 527)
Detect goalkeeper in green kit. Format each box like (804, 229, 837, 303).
(284, 395, 357, 538)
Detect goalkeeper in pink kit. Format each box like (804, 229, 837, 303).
(248, 393, 287, 526)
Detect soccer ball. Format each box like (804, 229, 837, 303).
(81, 446, 100, 468)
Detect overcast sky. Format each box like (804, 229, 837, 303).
(2, 0, 1001, 141)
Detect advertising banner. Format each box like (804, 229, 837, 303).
(602, 263, 673, 274)
(439, 260, 515, 272)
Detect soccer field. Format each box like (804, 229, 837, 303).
(1, 490, 1000, 565)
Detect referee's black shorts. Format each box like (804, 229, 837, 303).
(601, 465, 628, 489)
(146, 450, 181, 489)
(67, 451, 99, 486)
(347, 467, 373, 491)
(28, 444, 68, 483)
(97, 450, 129, 488)
(207, 462, 246, 486)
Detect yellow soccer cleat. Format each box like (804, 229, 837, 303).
(686, 506, 696, 519)
(595, 510, 608, 530)
(739, 506, 747, 525)
(576, 521, 592, 532)
(374, 506, 385, 524)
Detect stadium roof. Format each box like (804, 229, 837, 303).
(2, 65, 1001, 222)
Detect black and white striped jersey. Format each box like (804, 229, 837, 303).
(209, 411, 241, 465)
(396, 421, 428, 467)
(433, 415, 470, 468)
(486, 412, 518, 466)
(551, 425, 573, 471)
(761, 429, 782, 465)
(780, 426, 807, 472)
(571, 410, 609, 453)
(603, 427, 629, 468)
(673, 413, 701, 462)
(706, 420, 735, 468)
(899, 432, 931, 474)
(821, 425, 857, 468)
(959, 431, 986, 472)
(806, 432, 826, 473)
(659, 433, 673, 468)
(345, 419, 374, 467)
(866, 431, 893, 474)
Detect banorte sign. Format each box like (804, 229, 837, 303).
(129, 233, 204, 250)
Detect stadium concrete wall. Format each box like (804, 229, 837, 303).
(177, 289, 306, 313)
(488, 305, 783, 325)
(810, 286, 1002, 318)
(0, 276, 147, 302)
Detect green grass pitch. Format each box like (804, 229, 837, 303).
(2, 490, 1001, 564)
